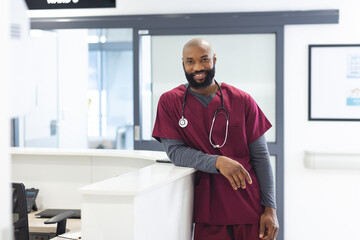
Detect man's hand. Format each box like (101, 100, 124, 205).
(215, 156, 252, 190)
(259, 207, 279, 240)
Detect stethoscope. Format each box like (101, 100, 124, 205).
(178, 80, 230, 149)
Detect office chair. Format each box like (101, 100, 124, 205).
(12, 183, 29, 240)
(12, 183, 76, 240)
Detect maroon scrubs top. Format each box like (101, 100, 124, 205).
(152, 83, 272, 225)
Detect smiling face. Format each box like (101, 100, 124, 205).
(182, 39, 217, 89)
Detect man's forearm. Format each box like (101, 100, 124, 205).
(161, 138, 219, 174)
(249, 135, 277, 209)
(161, 136, 277, 209)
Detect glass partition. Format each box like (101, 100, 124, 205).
(19, 28, 134, 149)
(139, 34, 276, 142)
(88, 28, 134, 149)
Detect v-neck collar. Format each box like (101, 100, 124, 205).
(183, 83, 218, 108)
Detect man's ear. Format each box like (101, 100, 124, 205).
(213, 54, 217, 64)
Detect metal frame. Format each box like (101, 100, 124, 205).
(31, 10, 338, 29)
(308, 44, 360, 121)
(134, 26, 281, 151)
(30, 10, 339, 240)
(135, 28, 285, 240)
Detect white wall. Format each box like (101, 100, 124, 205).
(284, 2, 360, 239)
(27, 0, 360, 240)
(9, 0, 32, 118)
(0, 0, 12, 239)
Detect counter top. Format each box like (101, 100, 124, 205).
(12, 147, 195, 197)
(10, 147, 167, 161)
(80, 163, 195, 196)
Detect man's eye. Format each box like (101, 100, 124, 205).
(202, 58, 209, 62)
(187, 60, 193, 64)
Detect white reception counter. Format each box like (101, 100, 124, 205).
(11, 148, 196, 240)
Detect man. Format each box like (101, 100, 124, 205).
(152, 38, 279, 240)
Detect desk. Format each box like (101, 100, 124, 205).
(12, 149, 195, 240)
(11, 148, 163, 210)
(80, 163, 195, 240)
(28, 211, 81, 240)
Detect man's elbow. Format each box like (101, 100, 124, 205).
(167, 146, 189, 167)
(168, 154, 187, 167)
(169, 157, 182, 167)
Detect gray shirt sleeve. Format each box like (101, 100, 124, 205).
(249, 135, 277, 209)
(160, 138, 219, 174)
(160, 136, 277, 209)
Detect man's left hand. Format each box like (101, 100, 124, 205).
(259, 207, 279, 240)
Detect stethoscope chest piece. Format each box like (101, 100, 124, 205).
(179, 117, 188, 128)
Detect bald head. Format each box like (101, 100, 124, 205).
(182, 38, 217, 90)
(182, 38, 214, 57)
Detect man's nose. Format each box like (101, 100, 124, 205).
(193, 62, 204, 72)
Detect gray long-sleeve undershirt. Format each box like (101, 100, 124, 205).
(161, 136, 276, 209)
(159, 85, 276, 209)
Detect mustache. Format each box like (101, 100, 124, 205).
(191, 70, 207, 75)
(184, 66, 215, 89)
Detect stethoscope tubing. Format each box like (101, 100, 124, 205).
(179, 80, 230, 148)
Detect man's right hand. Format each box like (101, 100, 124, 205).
(215, 156, 252, 190)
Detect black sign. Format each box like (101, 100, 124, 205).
(25, 0, 116, 10)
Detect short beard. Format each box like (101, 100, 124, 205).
(184, 65, 215, 89)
